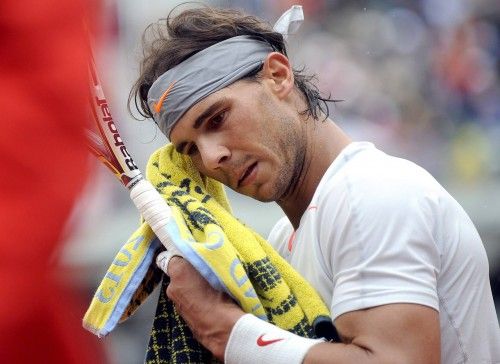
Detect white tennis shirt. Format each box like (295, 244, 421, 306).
(268, 142, 500, 363)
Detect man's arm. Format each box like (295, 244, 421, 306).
(165, 257, 440, 363)
(304, 304, 440, 363)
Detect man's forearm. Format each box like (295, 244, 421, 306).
(223, 314, 380, 364)
(224, 314, 325, 364)
(224, 310, 440, 364)
(303, 341, 373, 364)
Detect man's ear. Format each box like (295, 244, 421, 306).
(261, 52, 294, 99)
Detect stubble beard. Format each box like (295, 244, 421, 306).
(254, 91, 307, 203)
(271, 121, 307, 203)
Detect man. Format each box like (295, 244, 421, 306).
(130, 6, 500, 364)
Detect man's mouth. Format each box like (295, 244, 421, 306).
(237, 162, 258, 188)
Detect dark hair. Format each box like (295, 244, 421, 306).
(129, 5, 332, 121)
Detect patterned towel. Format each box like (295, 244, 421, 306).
(84, 144, 337, 362)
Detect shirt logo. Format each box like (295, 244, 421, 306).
(153, 81, 176, 114)
(256, 334, 284, 347)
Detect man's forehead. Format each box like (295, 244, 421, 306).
(181, 90, 226, 126)
(186, 89, 225, 120)
(169, 88, 227, 141)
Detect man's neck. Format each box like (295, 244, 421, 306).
(278, 119, 351, 229)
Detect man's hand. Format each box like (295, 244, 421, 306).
(165, 257, 245, 360)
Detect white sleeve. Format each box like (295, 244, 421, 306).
(319, 167, 441, 321)
(267, 216, 294, 258)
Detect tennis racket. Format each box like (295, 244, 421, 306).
(87, 50, 176, 252)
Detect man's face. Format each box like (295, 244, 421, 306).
(169, 79, 306, 202)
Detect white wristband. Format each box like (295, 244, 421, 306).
(224, 314, 324, 364)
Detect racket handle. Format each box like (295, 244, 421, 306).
(130, 179, 175, 251)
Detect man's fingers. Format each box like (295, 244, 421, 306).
(156, 249, 183, 276)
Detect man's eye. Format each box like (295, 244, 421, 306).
(187, 144, 198, 156)
(209, 111, 226, 128)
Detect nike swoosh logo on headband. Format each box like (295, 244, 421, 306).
(153, 81, 176, 114)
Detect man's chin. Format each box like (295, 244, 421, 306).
(234, 186, 277, 203)
(253, 195, 275, 203)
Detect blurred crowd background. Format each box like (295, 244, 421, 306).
(61, 0, 500, 362)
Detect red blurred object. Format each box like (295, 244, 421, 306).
(433, 21, 487, 95)
(0, 0, 107, 362)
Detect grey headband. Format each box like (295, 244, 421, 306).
(147, 5, 304, 138)
(147, 35, 274, 137)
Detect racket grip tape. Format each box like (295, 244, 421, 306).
(130, 179, 176, 251)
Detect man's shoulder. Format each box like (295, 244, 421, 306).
(318, 144, 444, 205)
(312, 144, 452, 235)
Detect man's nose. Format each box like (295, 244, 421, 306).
(198, 138, 230, 171)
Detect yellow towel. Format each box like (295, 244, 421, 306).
(84, 144, 333, 340)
